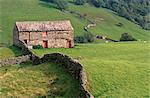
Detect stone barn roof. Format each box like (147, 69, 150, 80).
(15, 20, 73, 32)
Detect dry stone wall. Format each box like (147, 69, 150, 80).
(0, 55, 30, 67)
(0, 40, 94, 98)
(32, 53, 94, 98)
(0, 40, 34, 67)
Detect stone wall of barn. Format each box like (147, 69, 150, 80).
(13, 26, 20, 46)
(18, 30, 74, 48)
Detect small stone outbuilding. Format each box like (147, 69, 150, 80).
(13, 20, 74, 48)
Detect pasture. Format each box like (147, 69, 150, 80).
(0, 0, 149, 45)
(0, 62, 80, 97)
(33, 42, 150, 98)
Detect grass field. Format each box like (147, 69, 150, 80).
(69, 4, 150, 40)
(0, 46, 22, 60)
(0, 0, 149, 44)
(0, 0, 150, 97)
(33, 42, 150, 98)
(0, 62, 80, 97)
(0, 0, 87, 44)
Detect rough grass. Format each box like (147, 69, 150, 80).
(0, 0, 87, 44)
(33, 42, 150, 98)
(68, 4, 150, 40)
(0, 62, 80, 97)
(0, 46, 22, 60)
(0, 0, 149, 44)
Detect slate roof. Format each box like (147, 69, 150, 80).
(15, 20, 73, 32)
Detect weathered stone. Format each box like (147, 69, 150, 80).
(0, 55, 30, 66)
(13, 21, 74, 48)
(34, 53, 94, 98)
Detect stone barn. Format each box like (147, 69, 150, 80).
(13, 20, 74, 49)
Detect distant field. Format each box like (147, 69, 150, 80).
(33, 42, 150, 98)
(0, 62, 80, 97)
(0, 0, 149, 44)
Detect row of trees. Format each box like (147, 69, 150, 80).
(73, 0, 150, 30)
(42, 0, 68, 11)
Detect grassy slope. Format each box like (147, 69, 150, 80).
(69, 4, 150, 40)
(0, 0, 149, 45)
(33, 42, 150, 98)
(0, 62, 80, 97)
(0, 0, 87, 44)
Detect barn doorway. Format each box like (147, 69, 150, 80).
(42, 40, 48, 48)
(67, 40, 72, 48)
(24, 39, 27, 44)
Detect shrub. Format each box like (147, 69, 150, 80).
(84, 32, 94, 42)
(74, 0, 87, 5)
(33, 45, 43, 49)
(91, 0, 105, 8)
(74, 32, 94, 43)
(55, 0, 68, 11)
(120, 33, 137, 41)
(74, 36, 85, 43)
(143, 23, 150, 30)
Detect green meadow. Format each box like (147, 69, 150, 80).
(0, 46, 22, 59)
(0, 0, 149, 44)
(0, 0, 150, 97)
(33, 42, 150, 98)
(0, 62, 80, 97)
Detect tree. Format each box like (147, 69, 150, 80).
(74, 0, 87, 5)
(74, 32, 94, 43)
(120, 33, 137, 41)
(91, 0, 105, 8)
(143, 23, 150, 30)
(55, 0, 68, 11)
(111, 0, 119, 12)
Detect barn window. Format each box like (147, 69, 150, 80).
(24, 39, 27, 44)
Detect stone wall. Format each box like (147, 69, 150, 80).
(33, 53, 94, 98)
(17, 40, 33, 55)
(0, 55, 30, 67)
(0, 40, 34, 67)
(17, 30, 74, 48)
(1, 39, 94, 97)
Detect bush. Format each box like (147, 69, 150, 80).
(91, 0, 105, 8)
(84, 32, 94, 42)
(120, 33, 137, 41)
(33, 45, 43, 49)
(55, 0, 68, 11)
(74, 0, 87, 5)
(74, 32, 94, 43)
(143, 23, 150, 30)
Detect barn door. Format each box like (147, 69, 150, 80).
(67, 40, 71, 48)
(42, 40, 48, 48)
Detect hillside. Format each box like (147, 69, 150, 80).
(33, 42, 150, 98)
(0, 0, 150, 97)
(0, 0, 149, 45)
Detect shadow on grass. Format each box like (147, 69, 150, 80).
(8, 45, 23, 57)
